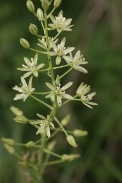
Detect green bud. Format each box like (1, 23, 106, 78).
(20, 38, 30, 49)
(29, 23, 38, 35)
(62, 154, 80, 161)
(25, 141, 35, 147)
(40, 0, 50, 10)
(3, 143, 15, 154)
(61, 115, 70, 126)
(54, 0, 62, 8)
(73, 130, 88, 137)
(1, 138, 15, 145)
(14, 116, 28, 124)
(47, 141, 56, 151)
(37, 8, 44, 21)
(66, 135, 78, 148)
(26, 0, 35, 12)
(10, 106, 23, 116)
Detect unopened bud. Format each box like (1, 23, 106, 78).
(10, 106, 23, 116)
(14, 116, 28, 124)
(1, 138, 15, 145)
(20, 38, 30, 49)
(25, 141, 35, 147)
(40, 0, 49, 10)
(26, 0, 35, 12)
(62, 154, 80, 161)
(73, 130, 88, 137)
(29, 24, 38, 35)
(47, 141, 56, 151)
(66, 135, 78, 148)
(54, 0, 62, 8)
(37, 8, 43, 21)
(3, 143, 15, 154)
(61, 115, 70, 126)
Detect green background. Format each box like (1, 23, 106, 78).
(0, 0, 122, 182)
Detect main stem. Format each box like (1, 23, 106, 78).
(44, 10, 57, 120)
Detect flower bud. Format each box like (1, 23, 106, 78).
(1, 138, 15, 145)
(62, 154, 80, 161)
(73, 130, 88, 137)
(66, 135, 78, 148)
(40, 0, 49, 10)
(26, 0, 35, 12)
(54, 0, 62, 8)
(29, 24, 38, 35)
(37, 8, 44, 21)
(3, 143, 15, 154)
(10, 106, 23, 116)
(47, 141, 56, 151)
(61, 115, 70, 126)
(20, 38, 30, 49)
(14, 116, 28, 124)
(25, 141, 35, 147)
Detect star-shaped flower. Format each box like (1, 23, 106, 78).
(76, 82, 98, 109)
(37, 37, 58, 50)
(48, 11, 73, 32)
(46, 75, 73, 106)
(63, 50, 88, 74)
(17, 54, 45, 78)
(35, 114, 54, 137)
(48, 38, 75, 65)
(13, 76, 35, 101)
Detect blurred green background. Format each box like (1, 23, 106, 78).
(0, 0, 122, 183)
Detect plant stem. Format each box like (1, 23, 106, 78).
(31, 94, 52, 110)
(54, 117, 68, 136)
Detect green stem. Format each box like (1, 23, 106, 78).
(39, 133, 46, 181)
(44, 149, 62, 158)
(44, 10, 55, 84)
(47, 7, 55, 19)
(45, 159, 65, 166)
(30, 95, 52, 110)
(54, 117, 68, 136)
(32, 91, 50, 95)
(29, 48, 44, 53)
(60, 68, 72, 79)
(44, 9, 58, 121)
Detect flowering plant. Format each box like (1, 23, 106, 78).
(1, 0, 97, 182)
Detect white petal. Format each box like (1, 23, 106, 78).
(28, 77, 33, 89)
(61, 82, 73, 91)
(23, 72, 32, 78)
(56, 56, 61, 65)
(37, 114, 46, 119)
(63, 93, 73, 100)
(34, 54, 38, 65)
(46, 82, 55, 91)
(24, 57, 31, 67)
(46, 126, 50, 137)
(21, 77, 27, 87)
(13, 94, 25, 100)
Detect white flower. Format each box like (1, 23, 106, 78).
(13, 76, 35, 101)
(46, 75, 73, 106)
(37, 37, 58, 50)
(48, 11, 73, 32)
(48, 38, 75, 65)
(17, 54, 45, 78)
(76, 82, 98, 109)
(35, 114, 54, 137)
(63, 50, 88, 74)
